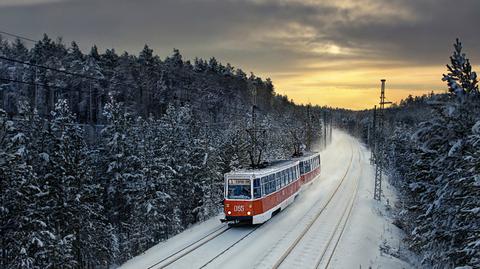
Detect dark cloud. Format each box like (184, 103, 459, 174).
(2, 0, 478, 66)
(0, 0, 478, 107)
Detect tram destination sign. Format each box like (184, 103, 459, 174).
(228, 179, 250, 185)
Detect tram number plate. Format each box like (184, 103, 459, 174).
(234, 205, 244, 212)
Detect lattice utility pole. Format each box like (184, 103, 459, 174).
(370, 105, 377, 165)
(374, 79, 391, 201)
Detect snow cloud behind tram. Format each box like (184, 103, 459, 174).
(1, 0, 479, 109)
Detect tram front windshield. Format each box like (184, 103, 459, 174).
(227, 179, 251, 199)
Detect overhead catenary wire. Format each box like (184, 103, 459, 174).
(0, 30, 37, 43)
(0, 54, 254, 119)
(0, 74, 253, 124)
(0, 55, 102, 81)
(0, 30, 273, 120)
(0, 77, 72, 92)
(0, 29, 324, 134)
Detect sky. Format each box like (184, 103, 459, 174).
(1, 0, 479, 110)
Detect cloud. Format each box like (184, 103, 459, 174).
(0, 0, 70, 8)
(0, 0, 478, 108)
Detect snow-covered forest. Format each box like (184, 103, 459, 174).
(1, 32, 478, 269)
(346, 39, 480, 268)
(0, 34, 326, 268)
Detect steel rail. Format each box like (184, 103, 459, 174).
(316, 144, 362, 269)
(147, 225, 230, 269)
(271, 141, 356, 269)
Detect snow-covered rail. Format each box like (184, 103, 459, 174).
(315, 146, 362, 269)
(271, 141, 358, 269)
(148, 224, 261, 269)
(198, 225, 260, 268)
(147, 225, 231, 269)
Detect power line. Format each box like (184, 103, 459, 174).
(0, 30, 311, 131)
(0, 30, 37, 43)
(0, 55, 101, 81)
(0, 77, 71, 92)
(0, 54, 254, 119)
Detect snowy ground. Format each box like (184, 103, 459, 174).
(119, 131, 417, 269)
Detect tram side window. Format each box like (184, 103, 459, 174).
(269, 174, 275, 194)
(261, 177, 266, 196)
(263, 176, 269, 195)
(299, 162, 304, 174)
(253, 178, 262, 198)
(289, 168, 293, 183)
(271, 175, 276, 192)
(275, 172, 280, 190)
(264, 176, 270, 195)
(304, 160, 309, 173)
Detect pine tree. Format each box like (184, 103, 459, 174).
(442, 38, 479, 99)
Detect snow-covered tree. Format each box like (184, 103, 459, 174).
(442, 38, 479, 99)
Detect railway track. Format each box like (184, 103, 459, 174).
(149, 140, 358, 269)
(148, 224, 260, 269)
(198, 225, 260, 268)
(270, 141, 360, 269)
(147, 225, 231, 269)
(316, 144, 363, 269)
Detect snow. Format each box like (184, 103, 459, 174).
(119, 131, 417, 269)
(327, 141, 418, 268)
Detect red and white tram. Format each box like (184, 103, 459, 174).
(222, 152, 321, 224)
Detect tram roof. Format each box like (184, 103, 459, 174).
(225, 159, 299, 178)
(225, 151, 321, 179)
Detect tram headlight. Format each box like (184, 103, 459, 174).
(227, 211, 231, 215)
(247, 211, 251, 216)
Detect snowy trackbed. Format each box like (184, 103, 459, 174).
(120, 132, 404, 269)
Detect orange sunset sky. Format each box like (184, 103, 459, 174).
(1, 0, 478, 110)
